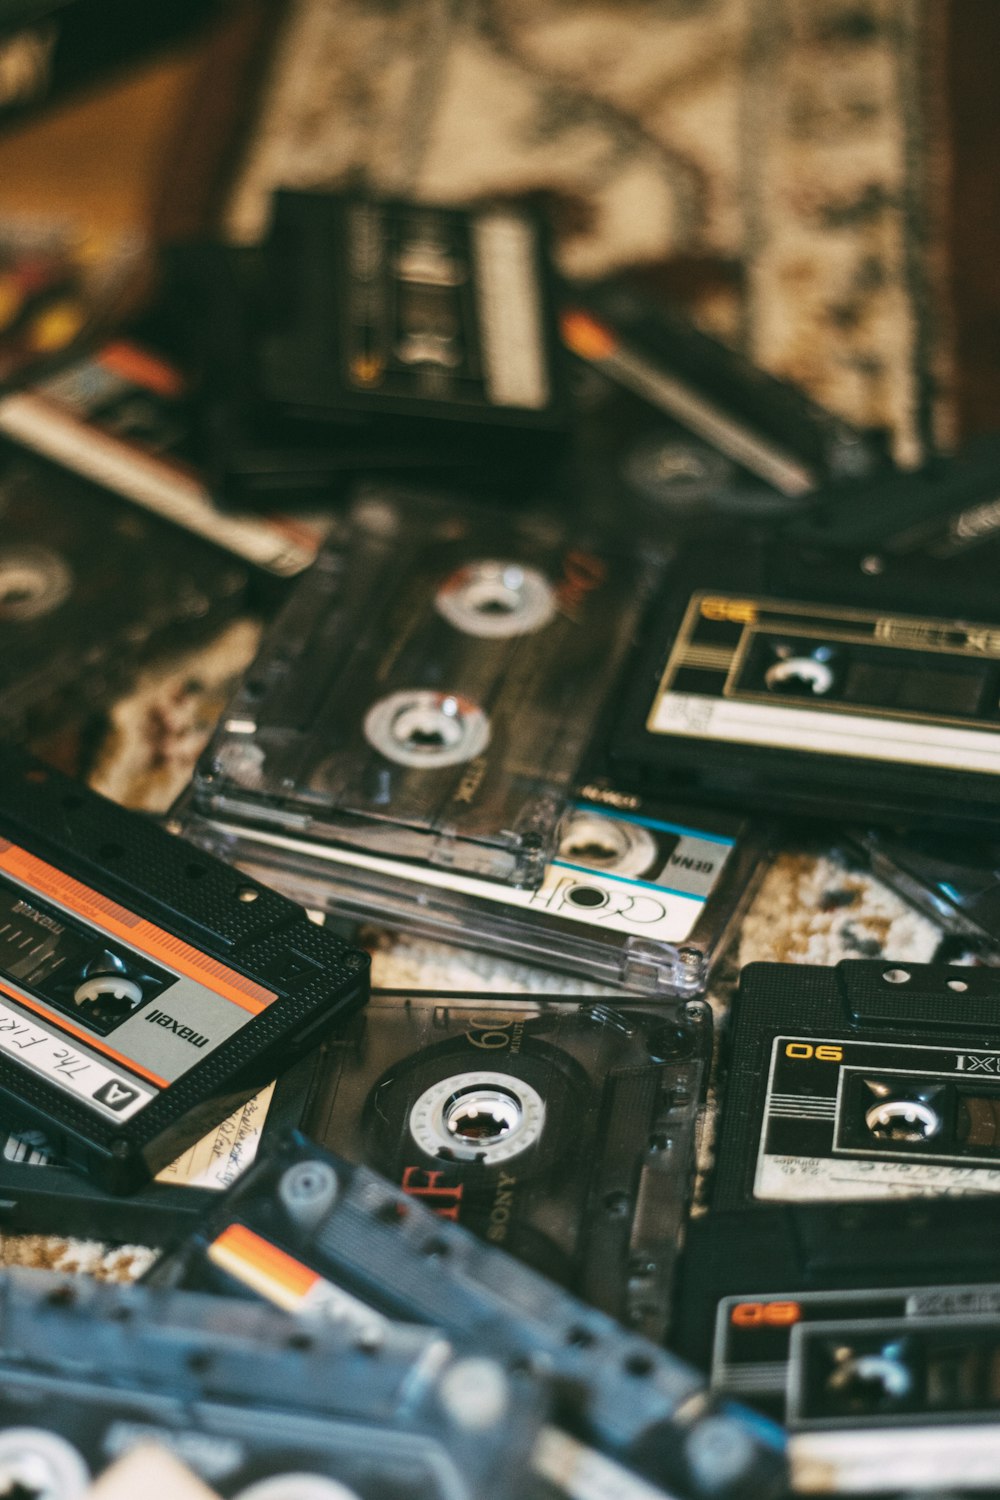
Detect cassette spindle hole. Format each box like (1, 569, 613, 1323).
(444, 1086, 521, 1146)
(557, 809, 658, 879)
(410, 1072, 545, 1165)
(763, 643, 836, 697)
(865, 1096, 942, 1143)
(364, 691, 490, 769)
(0, 1430, 89, 1500)
(435, 561, 556, 638)
(826, 1342, 913, 1412)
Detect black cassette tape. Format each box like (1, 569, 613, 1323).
(0, 438, 250, 737)
(0, 1267, 544, 1500)
(672, 1197, 1000, 1409)
(611, 526, 1000, 828)
(789, 432, 1000, 563)
(0, 747, 368, 1193)
(712, 959, 1000, 1212)
(852, 826, 1000, 959)
(297, 990, 710, 1340)
(0, 1050, 317, 1244)
(0, 337, 325, 590)
(193, 486, 657, 886)
(178, 190, 569, 509)
(784, 1312, 1000, 1493)
(146, 1135, 788, 1500)
(671, 1200, 1000, 1492)
(173, 781, 764, 997)
(561, 281, 888, 533)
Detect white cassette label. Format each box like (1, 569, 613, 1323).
(755, 1153, 1000, 1202)
(649, 692, 1000, 774)
(473, 212, 549, 410)
(155, 1082, 276, 1190)
(0, 995, 154, 1122)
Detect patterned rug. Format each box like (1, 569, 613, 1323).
(1, 0, 952, 1275)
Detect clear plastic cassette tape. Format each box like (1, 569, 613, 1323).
(173, 783, 766, 997)
(299, 989, 711, 1340)
(193, 486, 658, 885)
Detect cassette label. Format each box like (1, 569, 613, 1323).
(647, 592, 1000, 775)
(0, 996, 153, 1120)
(755, 1033, 1000, 1201)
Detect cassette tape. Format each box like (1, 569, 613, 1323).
(0, 1050, 318, 1244)
(296, 990, 710, 1339)
(179, 190, 569, 509)
(711, 959, 1000, 1212)
(611, 526, 1000, 828)
(0, 747, 368, 1193)
(851, 826, 1000, 959)
(145, 1135, 788, 1500)
(172, 780, 764, 997)
(672, 1196, 1000, 1413)
(561, 280, 889, 533)
(789, 432, 1000, 563)
(786, 1316, 1000, 1495)
(193, 486, 657, 886)
(0, 1267, 545, 1500)
(0, 437, 250, 737)
(0, 337, 326, 592)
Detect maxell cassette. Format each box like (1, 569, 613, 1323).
(0, 747, 368, 1192)
(712, 959, 1000, 1211)
(0, 1267, 544, 1500)
(611, 527, 1000, 828)
(852, 826, 1000, 959)
(296, 990, 710, 1339)
(173, 782, 764, 997)
(672, 1196, 1000, 1411)
(194, 486, 656, 885)
(0, 437, 250, 737)
(0, 337, 325, 590)
(0, 1050, 318, 1243)
(146, 1135, 788, 1500)
(561, 280, 889, 531)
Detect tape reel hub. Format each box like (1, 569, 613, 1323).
(410, 1071, 545, 1165)
(364, 690, 490, 768)
(435, 560, 556, 637)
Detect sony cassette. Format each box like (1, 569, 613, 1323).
(671, 1196, 1000, 1414)
(172, 781, 764, 997)
(0, 1268, 544, 1500)
(193, 485, 656, 886)
(0, 438, 249, 737)
(611, 527, 1000, 828)
(712, 958, 1000, 1212)
(145, 1135, 787, 1500)
(0, 1050, 318, 1244)
(561, 281, 888, 534)
(852, 826, 1000, 959)
(0, 747, 368, 1193)
(296, 990, 710, 1339)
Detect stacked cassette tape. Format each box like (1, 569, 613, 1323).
(6, 166, 1000, 1500)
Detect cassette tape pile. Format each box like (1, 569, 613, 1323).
(6, 169, 1000, 1500)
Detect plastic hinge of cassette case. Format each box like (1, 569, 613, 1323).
(836, 959, 1000, 1030)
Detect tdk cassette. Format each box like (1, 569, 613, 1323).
(297, 990, 711, 1339)
(0, 1051, 318, 1243)
(146, 1135, 788, 1500)
(672, 1196, 1000, 1405)
(0, 748, 368, 1192)
(0, 438, 249, 737)
(0, 1268, 545, 1500)
(672, 1200, 1000, 1494)
(852, 826, 1000, 959)
(173, 781, 765, 997)
(611, 526, 1000, 828)
(561, 281, 888, 532)
(712, 959, 1000, 1211)
(193, 486, 657, 886)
